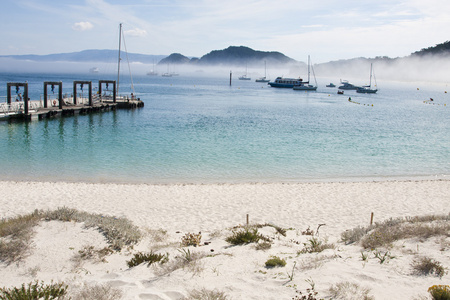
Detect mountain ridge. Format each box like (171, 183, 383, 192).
(2, 41, 450, 68)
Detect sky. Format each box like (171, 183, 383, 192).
(1, 0, 450, 63)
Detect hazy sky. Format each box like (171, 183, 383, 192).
(1, 0, 449, 63)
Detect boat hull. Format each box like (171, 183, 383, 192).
(293, 85, 317, 91)
(356, 88, 377, 94)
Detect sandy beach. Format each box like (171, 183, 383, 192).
(0, 179, 449, 299)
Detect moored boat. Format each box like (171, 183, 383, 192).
(268, 77, 304, 88)
(326, 83, 336, 87)
(338, 80, 359, 90)
(293, 55, 317, 91)
(255, 61, 270, 82)
(356, 64, 378, 94)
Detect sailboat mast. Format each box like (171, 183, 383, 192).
(369, 63, 372, 87)
(117, 23, 122, 97)
(264, 60, 266, 78)
(307, 55, 310, 83)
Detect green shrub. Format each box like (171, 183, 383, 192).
(412, 257, 447, 278)
(225, 228, 262, 245)
(126, 251, 168, 268)
(265, 256, 286, 268)
(428, 285, 450, 300)
(0, 280, 67, 299)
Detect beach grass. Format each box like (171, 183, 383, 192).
(0, 207, 142, 265)
(341, 214, 450, 249)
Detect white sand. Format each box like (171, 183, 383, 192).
(0, 179, 449, 299)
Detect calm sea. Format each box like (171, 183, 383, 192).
(0, 72, 448, 184)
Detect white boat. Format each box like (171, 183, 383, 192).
(356, 64, 378, 94)
(268, 77, 304, 88)
(338, 80, 359, 90)
(239, 64, 251, 80)
(293, 56, 317, 91)
(255, 61, 270, 82)
(326, 83, 336, 87)
(147, 61, 158, 76)
(89, 67, 99, 73)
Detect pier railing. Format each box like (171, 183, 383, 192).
(0, 102, 39, 117)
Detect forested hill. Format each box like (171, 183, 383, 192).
(412, 41, 450, 56)
(196, 46, 296, 66)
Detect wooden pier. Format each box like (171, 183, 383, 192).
(1, 80, 144, 121)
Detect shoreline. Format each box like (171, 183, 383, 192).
(0, 173, 448, 186)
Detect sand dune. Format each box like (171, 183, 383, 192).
(0, 179, 448, 299)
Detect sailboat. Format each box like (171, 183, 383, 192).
(147, 60, 158, 76)
(101, 23, 143, 108)
(356, 63, 377, 93)
(116, 23, 136, 100)
(293, 55, 317, 91)
(239, 64, 251, 80)
(255, 61, 270, 82)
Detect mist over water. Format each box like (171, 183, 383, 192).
(0, 72, 448, 184)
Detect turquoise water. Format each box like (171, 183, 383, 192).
(0, 73, 449, 183)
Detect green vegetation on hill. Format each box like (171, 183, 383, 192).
(412, 41, 450, 56)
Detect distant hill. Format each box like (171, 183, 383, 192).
(158, 53, 191, 65)
(0, 49, 166, 64)
(412, 41, 450, 57)
(197, 46, 296, 66)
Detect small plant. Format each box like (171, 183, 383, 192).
(373, 250, 394, 264)
(302, 227, 314, 236)
(360, 251, 369, 262)
(178, 248, 193, 263)
(428, 285, 450, 300)
(265, 256, 286, 268)
(0, 280, 68, 299)
(225, 227, 262, 245)
(126, 251, 168, 268)
(292, 286, 323, 300)
(181, 232, 202, 247)
(299, 237, 335, 254)
(412, 256, 447, 278)
(287, 261, 297, 281)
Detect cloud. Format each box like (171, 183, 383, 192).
(124, 28, 147, 37)
(72, 21, 94, 31)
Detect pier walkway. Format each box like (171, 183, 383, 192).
(1, 80, 144, 122)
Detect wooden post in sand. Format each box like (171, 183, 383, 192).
(370, 212, 374, 225)
(246, 214, 249, 226)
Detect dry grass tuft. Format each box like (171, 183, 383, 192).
(411, 256, 447, 278)
(70, 282, 123, 300)
(0, 210, 41, 264)
(185, 288, 229, 300)
(328, 281, 375, 300)
(341, 214, 450, 249)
